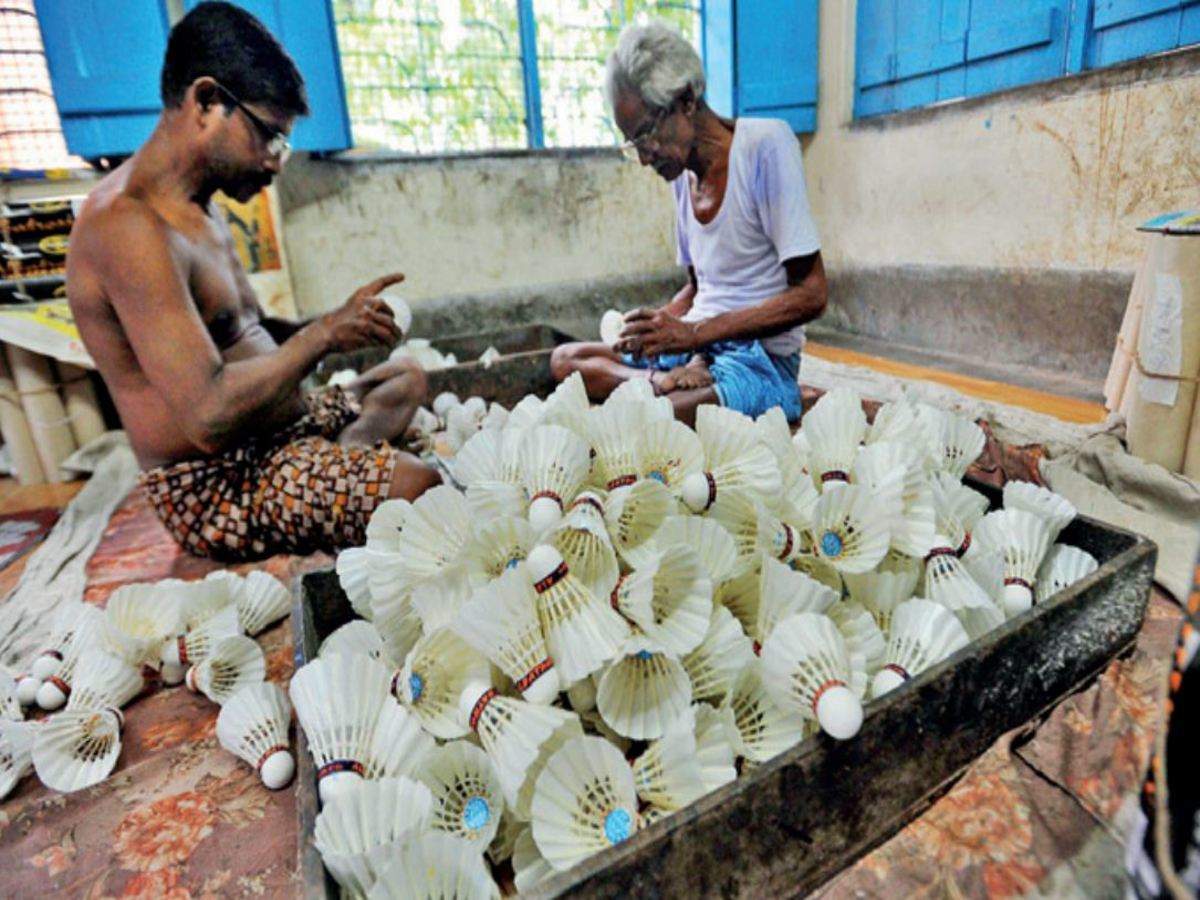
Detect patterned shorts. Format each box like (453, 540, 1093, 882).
(140, 387, 399, 561)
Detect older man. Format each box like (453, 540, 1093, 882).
(551, 22, 826, 425)
(67, 3, 439, 560)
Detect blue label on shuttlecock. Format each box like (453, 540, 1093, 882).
(634, 650, 653, 661)
(409, 673, 424, 702)
(505, 557, 521, 571)
(820, 531, 844, 558)
(647, 470, 666, 484)
(604, 808, 633, 844)
(463, 796, 491, 831)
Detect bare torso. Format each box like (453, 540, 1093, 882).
(67, 161, 305, 469)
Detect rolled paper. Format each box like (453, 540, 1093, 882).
(0, 348, 45, 485)
(55, 362, 107, 448)
(1105, 243, 1150, 414)
(1125, 233, 1200, 474)
(7, 344, 77, 483)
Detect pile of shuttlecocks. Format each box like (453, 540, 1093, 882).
(304, 373, 1097, 896)
(0, 568, 294, 799)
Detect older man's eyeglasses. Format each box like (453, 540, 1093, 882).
(620, 104, 672, 162)
(215, 83, 292, 163)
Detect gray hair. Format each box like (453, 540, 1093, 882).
(605, 22, 706, 112)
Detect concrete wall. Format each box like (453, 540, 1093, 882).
(277, 149, 680, 320)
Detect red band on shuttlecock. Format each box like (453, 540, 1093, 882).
(609, 575, 627, 611)
(390, 671, 401, 698)
(956, 533, 972, 557)
(811, 678, 847, 717)
(176, 634, 190, 666)
(606, 474, 637, 491)
(703, 472, 717, 509)
(39, 649, 63, 662)
(1004, 576, 1033, 590)
(516, 659, 554, 692)
(778, 525, 796, 562)
(47, 675, 70, 697)
(924, 546, 957, 562)
(530, 490, 562, 507)
(752, 641, 762, 656)
(256, 744, 289, 773)
(821, 471, 849, 484)
(534, 562, 569, 594)
(105, 707, 125, 729)
(469, 688, 498, 731)
(572, 495, 605, 515)
(141, 664, 161, 689)
(317, 759, 364, 780)
(883, 663, 910, 681)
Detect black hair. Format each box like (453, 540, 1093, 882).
(161, 1, 309, 116)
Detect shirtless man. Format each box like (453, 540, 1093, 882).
(67, 3, 439, 560)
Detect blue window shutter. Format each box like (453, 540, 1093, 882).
(963, 1, 1071, 97)
(855, 0, 897, 117)
(893, 0, 968, 111)
(703, 0, 737, 118)
(733, 0, 819, 133)
(183, 0, 352, 152)
(36, 0, 171, 159)
(1087, 1, 1200, 69)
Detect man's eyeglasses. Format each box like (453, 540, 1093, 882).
(215, 83, 292, 163)
(620, 103, 673, 162)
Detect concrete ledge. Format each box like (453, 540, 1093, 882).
(821, 263, 1130, 394)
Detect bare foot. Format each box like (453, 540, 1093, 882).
(673, 355, 714, 390)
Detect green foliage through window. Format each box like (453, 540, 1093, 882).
(332, 0, 701, 154)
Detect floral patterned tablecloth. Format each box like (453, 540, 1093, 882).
(0, 469, 1178, 899)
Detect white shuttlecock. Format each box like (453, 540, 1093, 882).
(587, 400, 645, 491)
(682, 605, 755, 705)
(0, 671, 20, 721)
(104, 582, 183, 667)
(459, 680, 583, 819)
(186, 635, 265, 704)
(923, 538, 1006, 640)
(379, 291, 413, 336)
(291, 654, 391, 804)
(1003, 480, 1076, 544)
(547, 492, 620, 600)
(319, 620, 385, 662)
(596, 641, 693, 741)
(336, 547, 375, 620)
(372, 596, 425, 671)
(754, 557, 839, 646)
(632, 707, 705, 810)
(398, 627, 489, 739)
(786, 549, 845, 596)
(922, 406, 986, 479)
(453, 428, 522, 488)
(1035, 544, 1099, 603)
(852, 440, 936, 558)
(648, 515, 739, 585)
(721, 659, 806, 763)
(871, 598, 970, 698)
(844, 562, 921, 633)
(929, 471, 989, 557)
(755, 407, 820, 526)
(680, 406, 781, 513)
(35, 608, 107, 711)
(409, 568, 473, 633)
(487, 804, 523, 866)
(531, 734, 640, 872)
(0, 720, 34, 799)
(363, 697, 435, 780)
(393, 485, 474, 586)
(464, 515, 536, 585)
(314, 775, 434, 898)
(15, 673, 39, 709)
(541, 370, 591, 430)
(454, 568, 561, 704)
(520, 424, 591, 532)
(828, 601, 887, 673)
(216, 682, 295, 789)
(162, 602, 241, 668)
(65, 650, 142, 712)
(526, 544, 629, 684)
(801, 387, 867, 489)
(608, 377, 673, 422)
(368, 832, 498, 900)
(709, 493, 804, 574)
(761, 612, 864, 740)
(809, 483, 891, 574)
(599, 309, 625, 345)
(692, 702, 740, 792)
(33, 706, 123, 793)
(419, 740, 504, 846)
(31, 601, 100, 680)
(867, 397, 925, 448)
(638, 418, 704, 491)
(715, 565, 761, 636)
(610, 545, 713, 657)
(432, 391, 461, 421)
(513, 826, 557, 895)
(229, 571, 291, 636)
(972, 508, 1052, 617)
(605, 478, 673, 568)
(364, 497, 411, 555)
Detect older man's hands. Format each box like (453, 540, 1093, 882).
(616, 307, 700, 357)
